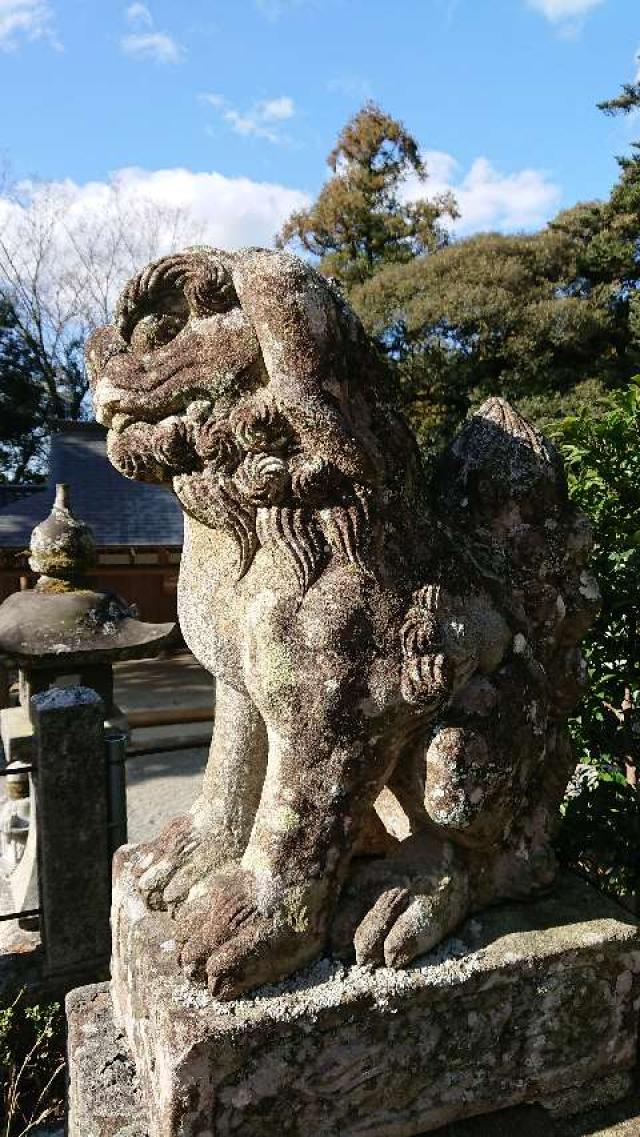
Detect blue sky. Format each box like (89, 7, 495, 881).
(0, 0, 638, 246)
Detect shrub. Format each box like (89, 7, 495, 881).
(553, 381, 640, 900)
(0, 989, 65, 1137)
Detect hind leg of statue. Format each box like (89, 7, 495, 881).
(333, 829, 471, 968)
(336, 713, 563, 969)
(134, 680, 267, 910)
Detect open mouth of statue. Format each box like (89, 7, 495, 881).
(102, 402, 218, 485)
(102, 395, 266, 490)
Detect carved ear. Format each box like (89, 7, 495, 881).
(230, 249, 339, 401)
(230, 249, 378, 485)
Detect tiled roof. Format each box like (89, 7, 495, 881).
(0, 485, 41, 509)
(0, 423, 183, 548)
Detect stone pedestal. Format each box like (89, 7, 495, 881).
(67, 862, 640, 1137)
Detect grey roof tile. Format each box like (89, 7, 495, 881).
(0, 424, 183, 548)
(0, 485, 41, 509)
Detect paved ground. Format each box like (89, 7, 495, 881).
(113, 652, 212, 842)
(125, 743, 208, 842)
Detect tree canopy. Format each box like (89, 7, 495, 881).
(278, 95, 640, 452)
(0, 297, 47, 483)
(353, 211, 623, 445)
(276, 103, 457, 289)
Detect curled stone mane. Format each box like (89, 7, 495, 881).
(116, 249, 240, 341)
(173, 437, 375, 592)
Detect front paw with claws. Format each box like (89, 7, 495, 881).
(174, 869, 327, 999)
(132, 811, 234, 912)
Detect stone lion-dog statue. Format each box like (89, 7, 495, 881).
(88, 247, 598, 1000)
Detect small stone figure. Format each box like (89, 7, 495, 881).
(88, 247, 599, 999)
(0, 763, 30, 870)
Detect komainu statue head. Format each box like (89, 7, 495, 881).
(92, 247, 599, 1002)
(88, 246, 420, 590)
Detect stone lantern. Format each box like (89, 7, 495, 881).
(0, 482, 175, 764)
(0, 484, 176, 955)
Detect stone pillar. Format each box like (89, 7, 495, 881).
(0, 661, 11, 709)
(31, 686, 111, 980)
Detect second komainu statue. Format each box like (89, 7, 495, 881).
(88, 247, 599, 1000)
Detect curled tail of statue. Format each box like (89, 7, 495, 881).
(434, 396, 598, 680)
(395, 397, 600, 901)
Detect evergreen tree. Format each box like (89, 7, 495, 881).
(277, 103, 457, 289)
(353, 216, 620, 447)
(0, 296, 47, 483)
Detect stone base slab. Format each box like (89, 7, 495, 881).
(68, 870, 640, 1137)
(67, 982, 147, 1137)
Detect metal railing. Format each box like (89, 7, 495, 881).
(0, 716, 212, 925)
(0, 906, 40, 923)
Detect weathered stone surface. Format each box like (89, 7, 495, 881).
(68, 871, 639, 1137)
(86, 246, 601, 1001)
(66, 982, 146, 1137)
(31, 686, 111, 978)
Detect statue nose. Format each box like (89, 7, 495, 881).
(86, 326, 127, 390)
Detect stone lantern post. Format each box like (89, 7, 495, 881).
(0, 484, 175, 976)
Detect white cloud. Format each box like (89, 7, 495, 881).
(0, 168, 309, 292)
(406, 150, 561, 235)
(0, 154, 561, 333)
(201, 93, 296, 143)
(527, 0, 604, 24)
(120, 4, 184, 64)
(0, 0, 58, 50)
(121, 31, 184, 63)
(260, 96, 295, 121)
(109, 166, 308, 246)
(125, 2, 152, 27)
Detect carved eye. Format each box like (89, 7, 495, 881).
(130, 313, 186, 354)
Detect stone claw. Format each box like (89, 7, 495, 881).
(353, 887, 411, 967)
(133, 812, 238, 912)
(174, 870, 326, 999)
